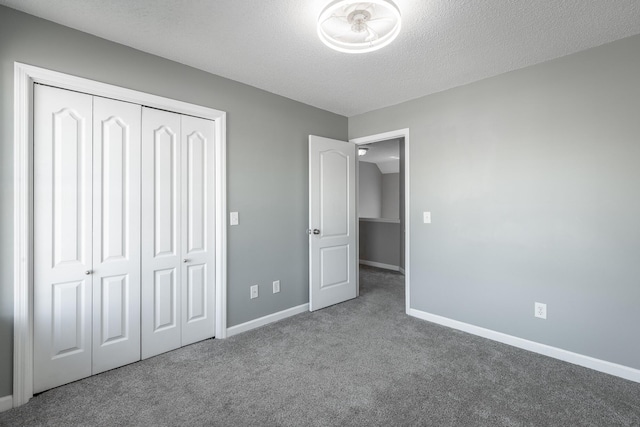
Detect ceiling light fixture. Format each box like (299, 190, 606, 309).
(317, 0, 402, 54)
(358, 146, 369, 156)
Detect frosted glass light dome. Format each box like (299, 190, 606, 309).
(317, 0, 402, 54)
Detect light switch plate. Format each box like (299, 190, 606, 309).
(423, 212, 431, 223)
(273, 280, 280, 294)
(230, 212, 239, 226)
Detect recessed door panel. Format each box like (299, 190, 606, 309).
(308, 136, 357, 311)
(34, 84, 93, 393)
(142, 107, 182, 359)
(92, 96, 141, 375)
(154, 126, 178, 257)
(51, 280, 86, 357)
(154, 268, 177, 331)
(52, 109, 88, 267)
(181, 115, 215, 346)
(100, 117, 127, 262)
(186, 264, 206, 322)
(99, 275, 128, 345)
(320, 245, 349, 289)
(320, 151, 349, 238)
(186, 131, 206, 253)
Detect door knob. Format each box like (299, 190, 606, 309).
(313, 229, 320, 235)
(183, 259, 189, 263)
(85, 270, 92, 275)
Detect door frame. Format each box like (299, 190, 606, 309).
(350, 129, 410, 314)
(12, 62, 228, 407)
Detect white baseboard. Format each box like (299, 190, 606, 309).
(408, 308, 640, 383)
(226, 303, 309, 337)
(359, 260, 400, 272)
(0, 395, 12, 412)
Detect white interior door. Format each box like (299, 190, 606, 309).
(180, 115, 215, 345)
(92, 96, 142, 373)
(308, 135, 357, 311)
(34, 84, 93, 393)
(141, 107, 182, 359)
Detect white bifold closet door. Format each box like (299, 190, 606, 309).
(141, 108, 215, 359)
(34, 85, 141, 393)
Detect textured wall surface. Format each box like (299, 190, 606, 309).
(0, 6, 347, 397)
(350, 34, 640, 370)
(358, 162, 382, 218)
(382, 173, 400, 219)
(359, 221, 401, 267)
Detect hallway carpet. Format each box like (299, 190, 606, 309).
(1, 266, 639, 426)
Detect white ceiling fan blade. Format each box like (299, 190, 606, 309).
(368, 17, 394, 23)
(322, 14, 348, 25)
(365, 26, 380, 42)
(333, 30, 358, 39)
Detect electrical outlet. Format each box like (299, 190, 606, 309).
(534, 302, 547, 319)
(230, 212, 239, 226)
(250, 285, 258, 299)
(273, 280, 280, 294)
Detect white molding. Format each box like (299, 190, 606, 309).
(408, 308, 640, 383)
(350, 128, 410, 314)
(359, 260, 400, 272)
(358, 217, 400, 224)
(13, 62, 228, 407)
(13, 63, 34, 408)
(398, 267, 405, 275)
(0, 395, 13, 413)
(215, 112, 228, 339)
(226, 304, 309, 337)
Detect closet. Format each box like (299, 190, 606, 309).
(33, 84, 215, 393)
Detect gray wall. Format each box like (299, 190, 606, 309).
(358, 162, 382, 218)
(350, 34, 640, 370)
(382, 173, 400, 219)
(0, 6, 347, 397)
(359, 221, 401, 267)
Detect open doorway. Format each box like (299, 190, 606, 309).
(351, 129, 410, 313)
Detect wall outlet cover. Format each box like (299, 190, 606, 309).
(273, 280, 280, 293)
(250, 284, 258, 299)
(230, 211, 239, 226)
(534, 302, 547, 319)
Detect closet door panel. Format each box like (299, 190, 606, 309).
(142, 107, 182, 359)
(181, 115, 216, 345)
(92, 96, 142, 374)
(34, 85, 93, 393)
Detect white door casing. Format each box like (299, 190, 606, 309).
(180, 115, 216, 346)
(141, 107, 182, 359)
(92, 96, 142, 374)
(33, 85, 93, 393)
(308, 135, 357, 311)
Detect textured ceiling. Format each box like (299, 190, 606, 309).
(2, 0, 639, 116)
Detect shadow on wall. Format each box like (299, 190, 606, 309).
(0, 314, 12, 397)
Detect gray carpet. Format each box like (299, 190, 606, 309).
(2, 265, 639, 426)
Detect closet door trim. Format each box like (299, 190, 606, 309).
(13, 62, 227, 408)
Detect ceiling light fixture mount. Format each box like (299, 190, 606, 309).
(317, 0, 402, 54)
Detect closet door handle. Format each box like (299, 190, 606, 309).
(85, 270, 92, 275)
(183, 259, 189, 263)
